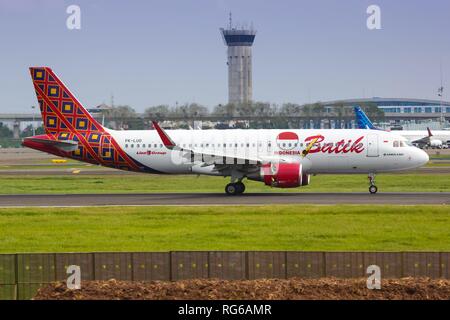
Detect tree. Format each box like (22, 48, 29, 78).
(105, 105, 139, 129)
(144, 105, 170, 120)
(253, 102, 274, 116)
(187, 103, 208, 117)
(0, 122, 16, 148)
(20, 125, 44, 137)
(280, 103, 301, 117)
(0, 122, 13, 138)
(361, 102, 385, 123)
(312, 102, 325, 116)
(212, 104, 227, 117)
(301, 104, 314, 118)
(334, 103, 345, 128)
(225, 103, 237, 117)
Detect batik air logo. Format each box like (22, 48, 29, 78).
(275, 132, 365, 155)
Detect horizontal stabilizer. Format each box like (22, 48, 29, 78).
(23, 136, 78, 152)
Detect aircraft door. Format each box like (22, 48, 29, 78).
(267, 140, 273, 155)
(257, 140, 264, 157)
(367, 134, 379, 157)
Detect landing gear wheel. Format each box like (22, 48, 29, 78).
(368, 173, 377, 194)
(225, 183, 238, 195)
(235, 182, 245, 194)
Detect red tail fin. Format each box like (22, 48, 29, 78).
(29, 67, 104, 136)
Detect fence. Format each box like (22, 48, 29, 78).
(1, 251, 449, 300)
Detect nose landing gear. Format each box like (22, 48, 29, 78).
(368, 173, 378, 194)
(225, 181, 246, 195)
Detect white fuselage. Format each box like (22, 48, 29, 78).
(108, 129, 429, 175)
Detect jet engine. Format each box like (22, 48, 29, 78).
(251, 162, 311, 188)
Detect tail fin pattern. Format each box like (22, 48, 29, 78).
(30, 67, 103, 135)
(28, 67, 143, 171)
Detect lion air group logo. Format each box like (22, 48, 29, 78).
(276, 132, 299, 150)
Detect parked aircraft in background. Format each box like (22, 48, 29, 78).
(354, 106, 450, 149)
(23, 67, 429, 195)
(354, 106, 382, 130)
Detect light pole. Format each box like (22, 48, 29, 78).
(31, 105, 36, 136)
(438, 86, 444, 127)
(438, 62, 445, 127)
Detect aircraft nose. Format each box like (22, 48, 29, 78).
(417, 149, 429, 166)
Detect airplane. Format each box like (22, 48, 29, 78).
(354, 106, 450, 149)
(23, 67, 429, 195)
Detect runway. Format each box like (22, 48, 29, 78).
(0, 192, 449, 207)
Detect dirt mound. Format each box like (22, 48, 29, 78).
(34, 277, 450, 300)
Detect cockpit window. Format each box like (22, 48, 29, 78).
(394, 140, 409, 147)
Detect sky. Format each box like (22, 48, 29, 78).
(0, 0, 449, 113)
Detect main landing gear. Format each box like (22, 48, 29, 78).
(368, 173, 378, 194)
(225, 181, 246, 195)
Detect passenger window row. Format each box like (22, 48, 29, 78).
(125, 143, 163, 149)
(124, 141, 319, 150)
(125, 142, 277, 149)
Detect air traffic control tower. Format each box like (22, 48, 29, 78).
(220, 22, 256, 105)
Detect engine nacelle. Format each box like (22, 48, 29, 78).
(257, 162, 310, 188)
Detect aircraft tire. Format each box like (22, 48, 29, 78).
(235, 182, 245, 194)
(225, 183, 238, 195)
(369, 185, 378, 194)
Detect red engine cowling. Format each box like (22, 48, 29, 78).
(261, 162, 310, 188)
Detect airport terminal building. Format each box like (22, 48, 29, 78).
(324, 97, 450, 115)
(322, 97, 450, 129)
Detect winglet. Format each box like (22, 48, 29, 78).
(427, 127, 433, 137)
(152, 121, 176, 149)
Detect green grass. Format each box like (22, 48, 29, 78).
(429, 154, 450, 160)
(1, 173, 450, 194)
(0, 205, 449, 252)
(426, 162, 450, 167)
